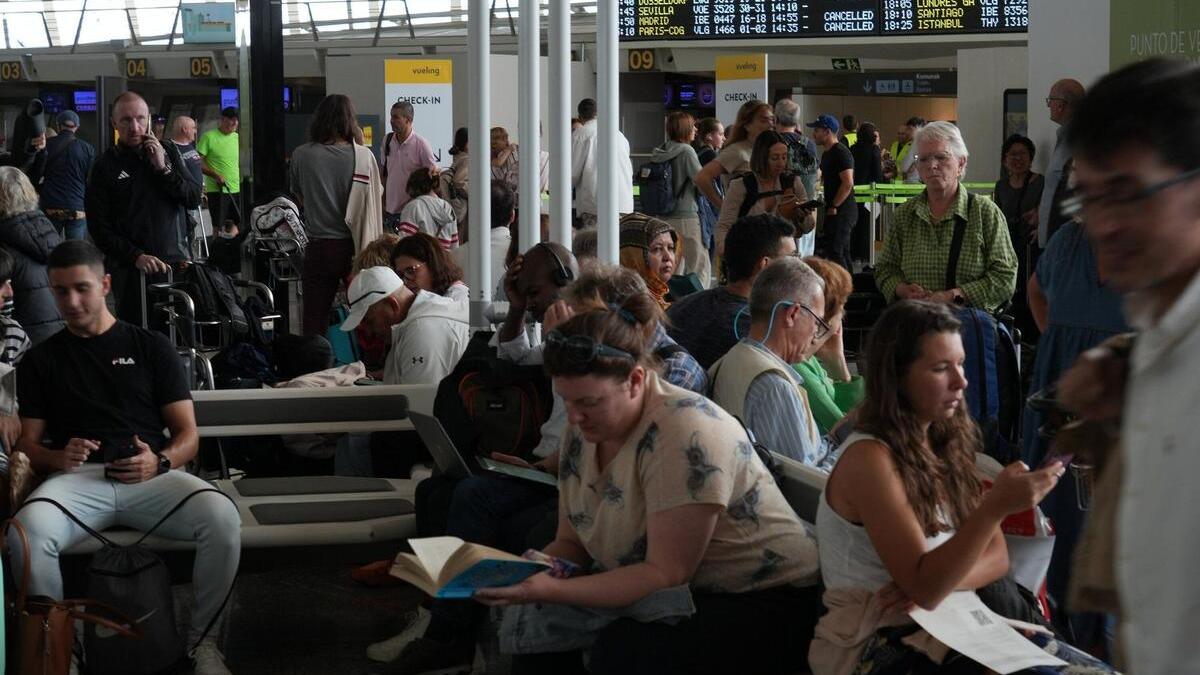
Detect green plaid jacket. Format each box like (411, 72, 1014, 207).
(875, 187, 1017, 312)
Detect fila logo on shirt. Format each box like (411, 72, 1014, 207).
(112, 357, 136, 366)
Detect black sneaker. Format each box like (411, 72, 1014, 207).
(372, 635, 475, 675)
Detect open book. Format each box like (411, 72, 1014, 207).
(389, 536, 550, 599)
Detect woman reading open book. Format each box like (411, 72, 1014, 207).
(473, 297, 822, 675)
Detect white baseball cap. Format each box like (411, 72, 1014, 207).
(341, 266, 405, 331)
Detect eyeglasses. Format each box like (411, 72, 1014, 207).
(1060, 167, 1200, 223)
(914, 152, 956, 167)
(545, 330, 636, 365)
(397, 262, 423, 280)
(796, 304, 832, 341)
(1045, 96, 1067, 106)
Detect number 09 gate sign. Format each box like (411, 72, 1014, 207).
(383, 59, 454, 169)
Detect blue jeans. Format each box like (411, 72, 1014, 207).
(8, 464, 242, 642)
(48, 215, 87, 241)
(417, 474, 556, 637)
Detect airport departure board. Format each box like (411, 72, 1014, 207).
(618, 0, 1028, 41)
(880, 0, 1029, 35)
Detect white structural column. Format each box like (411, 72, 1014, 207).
(468, 0, 492, 323)
(596, 0, 620, 264)
(518, 0, 541, 251)
(548, 0, 572, 246)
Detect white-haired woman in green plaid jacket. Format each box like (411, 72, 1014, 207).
(875, 122, 1018, 313)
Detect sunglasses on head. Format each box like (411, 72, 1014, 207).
(545, 330, 635, 366)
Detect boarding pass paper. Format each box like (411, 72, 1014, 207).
(909, 591, 1067, 673)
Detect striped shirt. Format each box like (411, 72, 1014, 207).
(875, 186, 1017, 312)
(0, 311, 30, 367)
(738, 340, 834, 469)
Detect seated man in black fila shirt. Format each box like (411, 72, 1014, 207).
(7, 240, 241, 675)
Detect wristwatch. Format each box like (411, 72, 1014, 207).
(154, 451, 171, 475)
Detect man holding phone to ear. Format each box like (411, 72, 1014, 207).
(7, 240, 241, 674)
(86, 90, 200, 325)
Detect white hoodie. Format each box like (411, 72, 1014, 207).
(383, 290, 470, 385)
(398, 194, 460, 249)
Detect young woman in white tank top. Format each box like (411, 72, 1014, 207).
(813, 300, 1067, 673)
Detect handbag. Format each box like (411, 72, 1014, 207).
(4, 518, 141, 675)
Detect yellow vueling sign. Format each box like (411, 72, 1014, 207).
(715, 54, 766, 81)
(385, 59, 453, 84)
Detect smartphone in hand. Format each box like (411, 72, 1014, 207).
(1039, 451, 1074, 470)
(103, 439, 140, 479)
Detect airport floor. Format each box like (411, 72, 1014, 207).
(223, 563, 426, 674)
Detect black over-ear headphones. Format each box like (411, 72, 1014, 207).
(538, 242, 575, 287)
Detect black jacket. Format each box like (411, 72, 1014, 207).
(850, 142, 884, 186)
(0, 211, 64, 344)
(85, 141, 200, 266)
(39, 131, 97, 212)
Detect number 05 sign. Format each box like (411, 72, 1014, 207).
(190, 56, 215, 78)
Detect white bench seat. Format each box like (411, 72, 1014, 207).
(64, 385, 438, 555)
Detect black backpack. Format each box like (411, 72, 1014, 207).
(433, 331, 554, 462)
(179, 263, 249, 340)
(737, 172, 797, 219)
(636, 159, 678, 216)
(21, 490, 235, 675)
(781, 132, 818, 177)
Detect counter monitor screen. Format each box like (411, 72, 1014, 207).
(73, 90, 97, 113)
(879, 0, 1028, 35)
(619, 0, 879, 40)
(618, 0, 1027, 40)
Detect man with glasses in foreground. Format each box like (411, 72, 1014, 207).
(339, 265, 469, 385)
(1057, 58, 1200, 675)
(709, 256, 839, 468)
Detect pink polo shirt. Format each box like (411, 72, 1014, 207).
(380, 130, 437, 213)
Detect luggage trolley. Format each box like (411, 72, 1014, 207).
(141, 270, 281, 376)
(248, 196, 308, 332)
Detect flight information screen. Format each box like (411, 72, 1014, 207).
(879, 0, 1029, 35)
(617, 0, 1028, 40)
(619, 0, 879, 40)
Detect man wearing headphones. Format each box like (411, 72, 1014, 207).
(497, 241, 579, 361)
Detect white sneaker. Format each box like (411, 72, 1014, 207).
(191, 637, 233, 675)
(410, 463, 434, 482)
(366, 605, 432, 663)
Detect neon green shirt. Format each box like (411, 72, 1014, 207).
(197, 129, 240, 194)
(792, 357, 864, 435)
